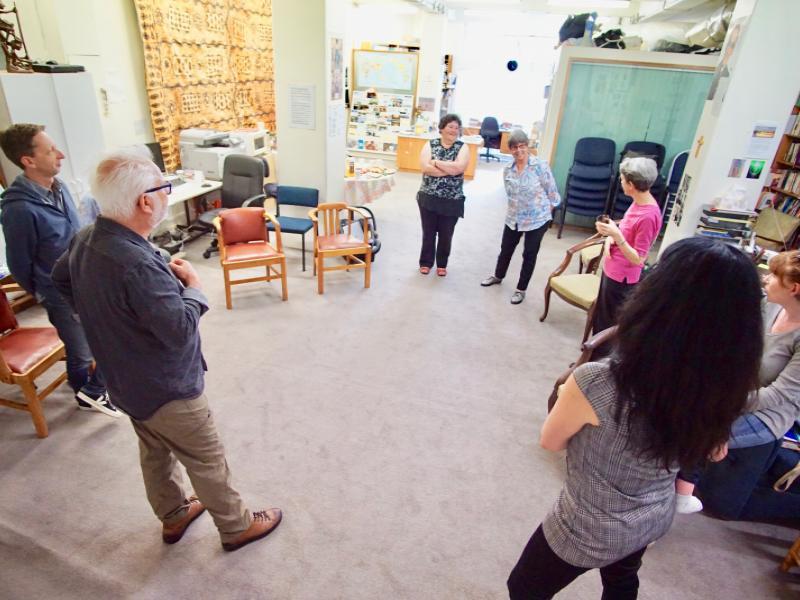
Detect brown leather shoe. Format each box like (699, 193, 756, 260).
(162, 496, 206, 544)
(221, 508, 282, 552)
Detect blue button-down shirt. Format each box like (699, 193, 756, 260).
(503, 157, 561, 231)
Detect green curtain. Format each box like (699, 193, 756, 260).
(551, 62, 712, 200)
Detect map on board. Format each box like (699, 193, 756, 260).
(353, 50, 418, 95)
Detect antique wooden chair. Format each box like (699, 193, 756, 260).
(0, 291, 68, 438)
(214, 206, 288, 309)
(309, 202, 371, 295)
(540, 233, 605, 343)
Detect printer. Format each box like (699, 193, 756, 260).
(179, 128, 246, 180)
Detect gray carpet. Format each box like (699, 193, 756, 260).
(0, 163, 797, 599)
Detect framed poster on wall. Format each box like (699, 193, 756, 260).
(353, 50, 419, 96)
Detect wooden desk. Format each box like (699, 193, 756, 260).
(463, 127, 512, 154)
(396, 134, 481, 180)
(168, 179, 223, 224)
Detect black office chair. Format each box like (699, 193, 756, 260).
(608, 141, 667, 219)
(479, 117, 501, 162)
(267, 186, 319, 271)
(198, 154, 267, 259)
(558, 137, 616, 239)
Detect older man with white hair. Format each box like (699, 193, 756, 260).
(52, 147, 282, 551)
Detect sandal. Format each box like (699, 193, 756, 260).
(419, 266, 431, 275)
(436, 268, 447, 277)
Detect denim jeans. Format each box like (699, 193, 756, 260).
(41, 293, 106, 398)
(728, 413, 776, 449)
(696, 439, 800, 525)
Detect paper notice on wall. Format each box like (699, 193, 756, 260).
(745, 121, 778, 159)
(290, 85, 316, 130)
(328, 104, 344, 138)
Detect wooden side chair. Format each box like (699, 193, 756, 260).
(781, 534, 800, 572)
(0, 291, 68, 438)
(309, 202, 372, 295)
(540, 233, 605, 344)
(214, 206, 288, 309)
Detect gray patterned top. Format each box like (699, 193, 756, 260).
(542, 361, 678, 568)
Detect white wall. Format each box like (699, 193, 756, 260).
(448, 12, 563, 129)
(660, 0, 800, 250)
(274, 0, 345, 205)
(16, 0, 154, 149)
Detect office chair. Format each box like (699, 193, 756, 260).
(267, 186, 319, 271)
(608, 141, 667, 219)
(479, 117, 501, 162)
(558, 137, 616, 238)
(198, 154, 267, 259)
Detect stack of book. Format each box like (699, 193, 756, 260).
(786, 113, 800, 137)
(696, 205, 755, 244)
(784, 142, 800, 167)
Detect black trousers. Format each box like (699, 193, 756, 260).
(494, 222, 549, 291)
(419, 204, 459, 268)
(592, 272, 635, 335)
(508, 525, 647, 600)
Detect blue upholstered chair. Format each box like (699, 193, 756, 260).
(268, 186, 319, 271)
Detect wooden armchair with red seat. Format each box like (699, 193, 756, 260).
(213, 206, 288, 309)
(309, 202, 372, 295)
(0, 291, 68, 438)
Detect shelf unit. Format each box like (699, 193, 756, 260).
(346, 90, 414, 154)
(757, 93, 800, 218)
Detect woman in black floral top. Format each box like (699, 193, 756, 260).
(417, 113, 469, 276)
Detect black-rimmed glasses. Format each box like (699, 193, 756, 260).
(144, 182, 172, 195)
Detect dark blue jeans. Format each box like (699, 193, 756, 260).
(696, 440, 800, 525)
(41, 294, 106, 398)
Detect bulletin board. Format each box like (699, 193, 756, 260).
(551, 61, 713, 193)
(353, 50, 419, 96)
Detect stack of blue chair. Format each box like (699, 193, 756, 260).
(558, 137, 616, 239)
(609, 141, 667, 219)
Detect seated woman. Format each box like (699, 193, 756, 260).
(479, 130, 560, 305)
(507, 237, 763, 600)
(676, 250, 800, 521)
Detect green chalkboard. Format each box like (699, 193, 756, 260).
(551, 62, 712, 199)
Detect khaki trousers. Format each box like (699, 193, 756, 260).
(130, 394, 252, 543)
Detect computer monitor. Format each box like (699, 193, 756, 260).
(146, 142, 166, 173)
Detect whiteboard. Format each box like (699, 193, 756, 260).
(353, 50, 418, 95)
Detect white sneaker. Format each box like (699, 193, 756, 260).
(676, 494, 703, 514)
(76, 391, 122, 419)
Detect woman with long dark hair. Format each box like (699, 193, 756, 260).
(508, 237, 764, 599)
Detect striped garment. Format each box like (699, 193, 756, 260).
(542, 361, 678, 568)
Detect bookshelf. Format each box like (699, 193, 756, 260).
(757, 93, 800, 219)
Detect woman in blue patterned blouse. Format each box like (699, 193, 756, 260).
(417, 114, 470, 277)
(480, 130, 561, 304)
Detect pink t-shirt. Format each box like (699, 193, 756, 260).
(603, 202, 662, 284)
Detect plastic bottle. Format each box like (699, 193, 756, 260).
(582, 12, 597, 47)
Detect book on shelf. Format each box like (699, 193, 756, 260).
(757, 190, 776, 211)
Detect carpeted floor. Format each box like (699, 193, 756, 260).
(0, 162, 798, 599)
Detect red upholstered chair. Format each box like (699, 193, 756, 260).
(0, 291, 68, 438)
(214, 207, 288, 309)
(308, 202, 371, 295)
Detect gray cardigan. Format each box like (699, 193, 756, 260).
(752, 302, 800, 438)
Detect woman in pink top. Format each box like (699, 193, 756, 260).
(592, 156, 663, 336)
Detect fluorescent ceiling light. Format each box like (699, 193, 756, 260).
(547, 0, 630, 7)
(453, 0, 520, 4)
